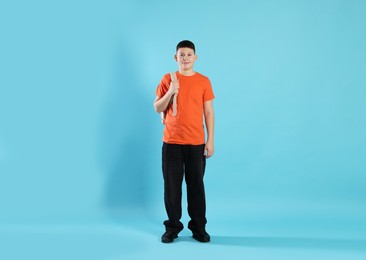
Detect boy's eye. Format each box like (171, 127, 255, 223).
(179, 53, 193, 57)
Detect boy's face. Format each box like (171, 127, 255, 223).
(175, 47, 197, 72)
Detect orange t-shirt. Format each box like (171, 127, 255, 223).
(155, 72, 215, 145)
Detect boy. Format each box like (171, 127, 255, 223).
(154, 40, 215, 243)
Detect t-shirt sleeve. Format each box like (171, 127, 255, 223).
(203, 78, 215, 101)
(155, 74, 170, 98)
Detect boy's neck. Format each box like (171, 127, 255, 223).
(178, 69, 195, 76)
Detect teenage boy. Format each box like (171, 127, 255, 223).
(154, 40, 215, 243)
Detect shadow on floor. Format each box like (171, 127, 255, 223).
(208, 236, 366, 252)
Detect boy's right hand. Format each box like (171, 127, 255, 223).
(168, 80, 179, 95)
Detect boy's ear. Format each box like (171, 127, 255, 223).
(174, 54, 178, 61)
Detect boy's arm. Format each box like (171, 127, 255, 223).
(203, 100, 214, 158)
(154, 80, 179, 113)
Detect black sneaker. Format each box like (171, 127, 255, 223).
(192, 230, 210, 243)
(161, 231, 178, 243)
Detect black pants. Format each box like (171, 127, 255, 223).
(162, 142, 207, 234)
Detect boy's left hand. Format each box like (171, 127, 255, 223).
(204, 142, 214, 158)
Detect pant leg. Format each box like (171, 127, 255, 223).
(184, 144, 207, 232)
(162, 142, 184, 233)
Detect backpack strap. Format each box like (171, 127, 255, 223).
(160, 72, 178, 124)
(170, 72, 178, 116)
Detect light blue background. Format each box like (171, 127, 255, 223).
(1, 0, 366, 254)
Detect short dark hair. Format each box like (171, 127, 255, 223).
(176, 40, 195, 53)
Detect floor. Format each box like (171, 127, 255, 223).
(1, 210, 365, 260)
